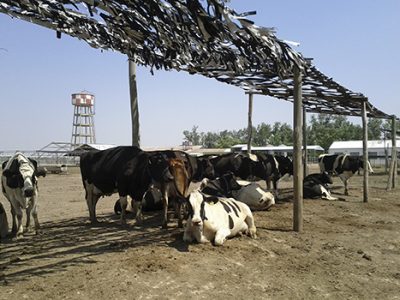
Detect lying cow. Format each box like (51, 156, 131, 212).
(232, 181, 275, 211)
(200, 173, 275, 211)
(0, 201, 9, 239)
(319, 153, 374, 195)
(303, 172, 337, 201)
(183, 190, 257, 246)
(1, 153, 42, 237)
(80, 146, 174, 226)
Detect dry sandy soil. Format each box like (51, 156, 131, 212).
(1, 165, 400, 299)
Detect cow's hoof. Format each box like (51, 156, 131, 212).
(35, 230, 42, 235)
(161, 224, 168, 230)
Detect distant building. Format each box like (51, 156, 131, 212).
(329, 140, 400, 166)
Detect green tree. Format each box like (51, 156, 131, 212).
(183, 125, 202, 145)
(368, 118, 383, 140)
(253, 123, 272, 146)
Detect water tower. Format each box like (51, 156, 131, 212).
(71, 92, 96, 149)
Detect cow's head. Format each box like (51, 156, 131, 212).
(321, 171, 333, 184)
(2, 155, 38, 197)
(197, 157, 215, 180)
(187, 191, 217, 228)
(148, 153, 174, 182)
(276, 155, 293, 176)
(219, 172, 242, 193)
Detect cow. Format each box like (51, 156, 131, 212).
(303, 172, 337, 201)
(113, 150, 214, 227)
(1, 153, 42, 237)
(232, 181, 275, 211)
(210, 152, 292, 197)
(199, 172, 242, 198)
(183, 190, 257, 246)
(80, 146, 174, 226)
(0, 201, 9, 239)
(318, 154, 374, 195)
(199, 173, 275, 211)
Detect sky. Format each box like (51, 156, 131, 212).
(0, 1, 399, 150)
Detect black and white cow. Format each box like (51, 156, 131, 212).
(318, 154, 374, 195)
(80, 146, 174, 226)
(0, 201, 9, 239)
(210, 152, 292, 196)
(199, 173, 275, 211)
(183, 190, 257, 246)
(1, 153, 42, 237)
(303, 172, 337, 200)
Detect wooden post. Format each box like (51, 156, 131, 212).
(387, 116, 398, 190)
(247, 93, 253, 154)
(392, 115, 397, 188)
(361, 101, 368, 202)
(293, 67, 303, 232)
(129, 59, 140, 147)
(303, 107, 308, 177)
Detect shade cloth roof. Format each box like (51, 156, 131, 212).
(0, 0, 394, 119)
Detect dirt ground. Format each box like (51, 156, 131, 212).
(1, 165, 400, 300)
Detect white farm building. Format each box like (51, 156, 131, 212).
(329, 140, 400, 166)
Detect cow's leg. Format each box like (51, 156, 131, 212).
(214, 228, 231, 246)
(272, 179, 279, 198)
(344, 179, 349, 196)
(14, 206, 24, 238)
(133, 197, 143, 225)
(119, 196, 128, 225)
(174, 200, 184, 228)
(266, 178, 272, 191)
(161, 186, 169, 229)
(245, 213, 257, 239)
(10, 205, 17, 234)
(29, 194, 41, 234)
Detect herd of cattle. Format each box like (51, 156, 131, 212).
(0, 147, 373, 245)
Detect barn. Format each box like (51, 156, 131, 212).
(329, 140, 400, 166)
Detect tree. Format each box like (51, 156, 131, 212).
(368, 118, 383, 140)
(253, 123, 272, 146)
(183, 125, 202, 145)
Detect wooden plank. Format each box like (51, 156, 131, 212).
(293, 67, 303, 232)
(247, 93, 253, 154)
(362, 101, 369, 203)
(129, 59, 140, 147)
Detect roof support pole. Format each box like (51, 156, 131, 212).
(129, 59, 140, 147)
(293, 67, 303, 232)
(393, 116, 398, 188)
(303, 107, 308, 177)
(247, 92, 254, 154)
(387, 115, 397, 190)
(361, 100, 369, 202)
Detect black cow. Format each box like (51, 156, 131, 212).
(210, 152, 293, 196)
(199, 172, 242, 198)
(303, 172, 337, 200)
(318, 154, 374, 195)
(80, 146, 174, 226)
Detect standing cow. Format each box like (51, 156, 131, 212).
(80, 146, 174, 226)
(1, 153, 42, 237)
(210, 152, 292, 197)
(183, 190, 257, 246)
(319, 154, 374, 195)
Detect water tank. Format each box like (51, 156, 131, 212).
(71, 92, 95, 107)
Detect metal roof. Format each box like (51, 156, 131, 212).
(0, 0, 394, 119)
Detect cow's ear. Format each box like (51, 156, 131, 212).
(1, 160, 8, 170)
(3, 159, 19, 177)
(28, 158, 38, 170)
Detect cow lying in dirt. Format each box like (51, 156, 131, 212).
(183, 190, 257, 246)
(200, 173, 275, 211)
(303, 172, 337, 201)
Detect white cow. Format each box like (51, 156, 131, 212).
(183, 190, 257, 246)
(0, 202, 9, 239)
(233, 180, 275, 211)
(1, 153, 41, 237)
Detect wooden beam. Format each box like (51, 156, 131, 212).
(293, 67, 303, 232)
(303, 106, 308, 177)
(247, 93, 253, 154)
(392, 115, 397, 188)
(361, 101, 368, 202)
(129, 59, 140, 147)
